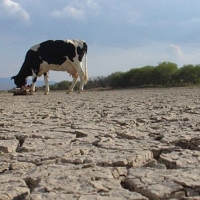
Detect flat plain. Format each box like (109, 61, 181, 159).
(0, 88, 200, 200)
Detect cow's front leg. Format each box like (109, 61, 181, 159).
(44, 72, 49, 95)
(67, 74, 78, 94)
(31, 78, 37, 94)
(30, 69, 38, 94)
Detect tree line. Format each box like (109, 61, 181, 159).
(48, 62, 200, 90)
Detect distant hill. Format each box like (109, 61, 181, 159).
(0, 77, 56, 90)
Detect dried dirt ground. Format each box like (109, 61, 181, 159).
(0, 88, 200, 200)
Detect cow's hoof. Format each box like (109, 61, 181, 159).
(67, 91, 72, 94)
(77, 91, 82, 94)
(44, 92, 49, 95)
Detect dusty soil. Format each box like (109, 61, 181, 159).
(0, 88, 200, 200)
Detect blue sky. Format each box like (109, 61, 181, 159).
(1, 0, 200, 82)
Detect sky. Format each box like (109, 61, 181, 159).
(1, 0, 200, 82)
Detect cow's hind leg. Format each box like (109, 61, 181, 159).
(44, 72, 50, 95)
(78, 69, 85, 93)
(73, 63, 85, 93)
(67, 74, 78, 94)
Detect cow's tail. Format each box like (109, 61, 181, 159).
(84, 44, 88, 83)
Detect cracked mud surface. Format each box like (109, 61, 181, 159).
(0, 88, 200, 200)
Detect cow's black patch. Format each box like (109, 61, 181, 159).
(11, 50, 42, 87)
(77, 42, 87, 62)
(33, 76, 37, 83)
(25, 50, 42, 73)
(38, 40, 76, 64)
(11, 75, 27, 88)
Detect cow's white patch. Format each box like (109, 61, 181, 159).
(31, 44, 40, 51)
(38, 60, 77, 77)
(31, 68, 37, 78)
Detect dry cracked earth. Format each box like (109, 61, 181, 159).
(0, 88, 200, 200)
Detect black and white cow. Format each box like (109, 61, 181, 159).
(11, 39, 88, 94)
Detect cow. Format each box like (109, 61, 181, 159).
(11, 39, 88, 94)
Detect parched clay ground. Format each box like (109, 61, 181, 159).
(1, 88, 200, 200)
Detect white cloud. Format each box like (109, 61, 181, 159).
(127, 10, 141, 23)
(50, 6, 86, 20)
(85, 0, 99, 9)
(2, 0, 29, 20)
(170, 44, 183, 58)
(50, 0, 100, 20)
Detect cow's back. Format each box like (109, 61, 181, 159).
(31, 40, 77, 66)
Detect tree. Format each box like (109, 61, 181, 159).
(179, 64, 195, 84)
(152, 62, 178, 85)
(194, 65, 200, 84)
(108, 72, 124, 88)
(137, 66, 154, 85)
(84, 76, 109, 89)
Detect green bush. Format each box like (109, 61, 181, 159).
(48, 61, 200, 90)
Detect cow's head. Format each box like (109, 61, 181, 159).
(11, 75, 27, 88)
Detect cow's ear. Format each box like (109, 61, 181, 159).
(11, 76, 16, 80)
